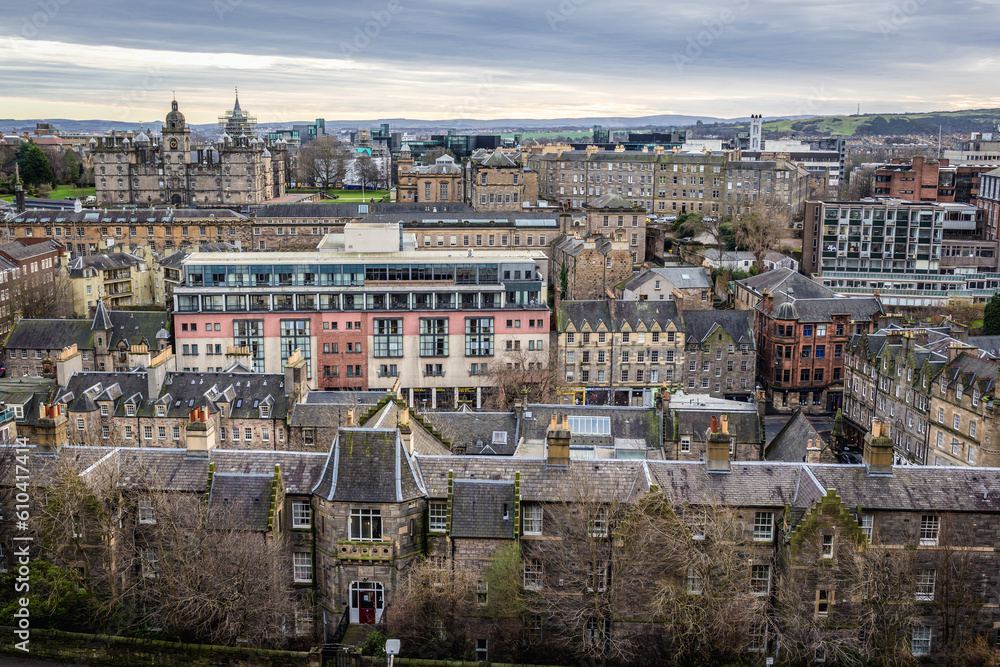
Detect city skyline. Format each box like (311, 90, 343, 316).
(2, 0, 999, 123)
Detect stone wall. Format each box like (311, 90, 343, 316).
(0, 627, 317, 667)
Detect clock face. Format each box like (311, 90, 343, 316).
(169, 139, 178, 150)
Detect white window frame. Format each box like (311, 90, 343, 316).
(291, 500, 312, 529)
(919, 515, 939, 546)
(429, 502, 448, 532)
(138, 497, 156, 524)
(292, 552, 312, 583)
(523, 504, 543, 535)
(753, 511, 774, 541)
(916, 569, 936, 601)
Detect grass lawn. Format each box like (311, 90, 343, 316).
(319, 189, 390, 202)
(1, 184, 96, 202)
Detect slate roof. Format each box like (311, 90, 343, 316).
(312, 428, 424, 503)
(648, 461, 809, 507)
(362, 210, 559, 226)
(586, 193, 644, 210)
(0, 240, 61, 260)
(420, 411, 519, 456)
(738, 267, 834, 300)
(614, 300, 683, 331)
(288, 403, 359, 431)
(206, 473, 274, 531)
(415, 456, 651, 503)
(12, 209, 247, 224)
(557, 300, 611, 333)
(939, 352, 999, 396)
(68, 252, 143, 274)
(969, 336, 1000, 360)
(680, 310, 754, 347)
(304, 390, 385, 405)
(772, 297, 884, 324)
(664, 395, 762, 445)
(159, 371, 289, 420)
(255, 202, 473, 220)
(105, 311, 171, 350)
(552, 235, 615, 257)
(519, 404, 661, 450)
(764, 410, 827, 462)
(450, 480, 516, 538)
(6, 319, 93, 351)
(623, 266, 711, 292)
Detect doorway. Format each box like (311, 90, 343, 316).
(350, 581, 384, 624)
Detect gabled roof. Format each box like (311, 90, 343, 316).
(206, 472, 274, 531)
(478, 151, 518, 168)
(6, 319, 93, 352)
(557, 300, 611, 333)
(765, 409, 827, 462)
(940, 352, 999, 396)
(312, 428, 424, 503)
(614, 300, 682, 331)
(519, 404, 660, 450)
(623, 266, 711, 291)
(105, 310, 171, 349)
(420, 411, 519, 456)
(681, 310, 754, 347)
(738, 267, 833, 300)
(586, 193, 643, 210)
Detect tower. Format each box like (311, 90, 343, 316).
(749, 114, 763, 152)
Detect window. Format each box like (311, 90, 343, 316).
(138, 497, 156, 524)
(912, 627, 932, 656)
(125, 403, 136, 416)
(429, 502, 447, 532)
(750, 564, 771, 596)
(143, 425, 153, 440)
(686, 566, 703, 595)
(919, 515, 939, 546)
(76, 418, 85, 431)
(680, 436, 690, 453)
(815, 589, 833, 618)
(523, 559, 542, 590)
(970, 420, 977, 438)
(938, 408, 944, 423)
(102, 425, 109, 439)
(523, 504, 543, 535)
(916, 569, 936, 601)
(157, 426, 166, 440)
(567, 416, 611, 435)
(475, 639, 488, 663)
(293, 552, 312, 583)
(753, 512, 774, 541)
(292, 500, 312, 529)
(124, 425, 133, 440)
(100, 404, 109, 417)
(349, 508, 382, 541)
(173, 426, 180, 440)
(141, 549, 159, 578)
(748, 622, 767, 653)
(821, 534, 834, 559)
(589, 507, 608, 537)
(860, 514, 873, 541)
(953, 414, 960, 430)
(373, 318, 403, 357)
(419, 318, 449, 357)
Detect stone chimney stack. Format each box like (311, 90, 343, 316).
(546, 414, 571, 467)
(55, 344, 83, 388)
(706, 415, 731, 473)
(863, 421, 894, 476)
(35, 403, 68, 455)
(185, 406, 216, 457)
(145, 347, 174, 400)
(806, 437, 822, 464)
(284, 349, 308, 404)
(398, 406, 413, 453)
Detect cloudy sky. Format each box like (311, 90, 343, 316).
(2, 0, 999, 124)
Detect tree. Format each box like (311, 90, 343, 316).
(846, 167, 876, 200)
(733, 196, 789, 273)
(982, 292, 1000, 335)
(482, 347, 561, 410)
(558, 261, 568, 299)
(354, 154, 383, 190)
(9, 269, 74, 322)
(16, 143, 55, 188)
(298, 136, 348, 190)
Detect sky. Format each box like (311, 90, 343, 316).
(1, 0, 999, 124)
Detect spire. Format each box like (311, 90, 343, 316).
(233, 86, 241, 114)
(92, 300, 112, 331)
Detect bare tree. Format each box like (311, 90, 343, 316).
(733, 196, 789, 273)
(298, 136, 348, 191)
(354, 154, 383, 191)
(846, 167, 876, 200)
(10, 268, 75, 321)
(421, 148, 455, 166)
(482, 347, 561, 410)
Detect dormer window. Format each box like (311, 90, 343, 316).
(156, 405, 165, 417)
(956, 384, 964, 400)
(125, 404, 136, 417)
(100, 404, 109, 417)
(260, 405, 270, 418)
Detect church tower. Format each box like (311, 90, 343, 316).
(162, 97, 191, 204)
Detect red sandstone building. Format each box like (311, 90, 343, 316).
(872, 156, 993, 204)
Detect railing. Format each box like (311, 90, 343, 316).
(330, 605, 350, 646)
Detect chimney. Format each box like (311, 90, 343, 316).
(145, 347, 175, 400)
(35, 402, 68, 454)
(185, 405, 216, 457)
(55, 344, 83, 388)
(706, 414, 731, 473)
(863, 421, 893, 476)
(398, 406, 413, 453)
(546, 414, 571, 467)
(806, 437, 822, 464)
(284, 348, 308, 404)
(346, 409, 355, 427)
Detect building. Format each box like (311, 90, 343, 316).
(872, 156, 993, 204)
(0, 239, 62, 337)
(465, 149, 539, 211)
(942, 125, 1000, 163)
(395, 148, 463, 205)
(926, 352, 1000, 467)
(842, 325, 977, 464)
(662, 392, 762, 461)
(679, 309, 756, 399)
(551, 234, 632, 300)
(6, 207, 252, 257)
(735, 268, 883, 413)
(723, 158, 811, 217)
(802, 199, 983, 277)
(557, 299, 684, 405)
(4, 302, 171, 377)
(172, 222, 549, 408)
(979, 167, 1000, 242)
(617, 266, 713, 309)
(699, 249, 799, 273)
(92, 96, 287, 207)
(582, 193, 649, 264)
(62, 244, 164, 313)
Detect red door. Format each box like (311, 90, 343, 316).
(359, 590, 376, 624)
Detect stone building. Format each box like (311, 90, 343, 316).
(617, 265, 713, 310)
(395, 147, 463, 205)
(557, 299, 684, 405)
(842, 325, 975, 464)
(62, 245, 164, 314)
(4, 302, 170, 377)
(582, 193, 649, 264)
(0, 239, 62, 337)
(92, 96, 286, 207)
(735, 268, 883, 413)
(465, 149, 539, 211)
(6, 207, 252, 257)
(551, 234, 632, 300)
(662, 394, 763, 462)
(679, 309, 756, 399)
(927, 352, 1000, 467)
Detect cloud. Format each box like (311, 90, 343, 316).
(1, 0, 998, 123)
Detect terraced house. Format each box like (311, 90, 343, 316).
(10, 404, 1000, 665)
